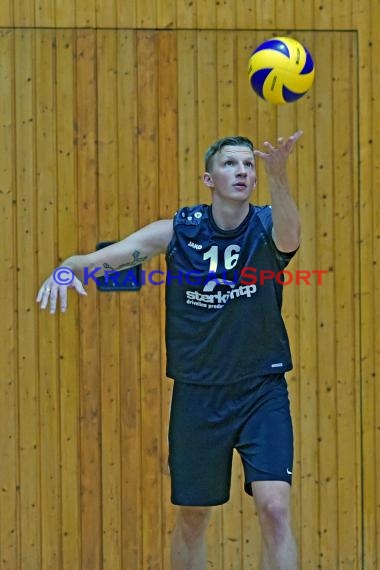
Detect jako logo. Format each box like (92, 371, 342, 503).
(188, 241, 202, 250)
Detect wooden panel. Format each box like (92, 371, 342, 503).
(13, 0, 34, 26)
(14, 30, 41, 570)
(116, 30, 142, 570)
(56, 29, 82, 570)
(0, 1, 13, 26)
(0, 29, 18, 570)
(333, 32, 360, 568)
(137, 31, 163, 569)
(95, 0, 116, 28)
(55, 0, 75, 26)
(35, 29, 61, 569)
(136, 0, 157, 28)
(96, 29, 122, 570)
(314, 33, 338, 569)
(358, 2, 379, 568)
(157, 32, 178, 569)
(35, 0, 55, 26)
(75, 30, 102, 570)
(75, 0, 95, 27)
(177, 31, 198, 207)
(0, 15, 375, 570)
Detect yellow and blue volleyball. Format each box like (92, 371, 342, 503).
(248, 36, 315, 104)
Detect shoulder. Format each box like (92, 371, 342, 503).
(253, 204, 273, 231)
(173, 204, 208, 227)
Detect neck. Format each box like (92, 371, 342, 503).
(211, 199, 250, 230)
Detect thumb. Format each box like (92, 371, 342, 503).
(73, 277, 87, 295)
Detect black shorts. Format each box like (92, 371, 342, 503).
(168, 373, 293, 506)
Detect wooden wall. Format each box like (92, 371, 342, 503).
(0, 2, 378, 569)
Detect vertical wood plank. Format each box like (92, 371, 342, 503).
(116, 30, 142, 570)
(15, 29, 41, 570)
(216, 31, 237, 138)
(76, 30, 102, 570)
(294, 33, 319, 569)
(157, 31, 178, 569)
(0, 28, 19, 570)
(197, 0, 216, 29)
(0, 1, 13, 26)
(136, 0, 157, 28)
(55, 0, 75, 27)
(35, 29, 62, 570)
(176, 0, 197, 28)
(95, 0, 116, 28)
(216, 29, 242, 570)
(76, 0, 96, 27)
(96, 29, 122, 570)
(371, 4, 380, 568)
(359, 1, 378, 567)
(255, 2, 275, 29)
(157, 0, 176, 28)
(177, 31, 198, 207)
(216, 0, 236, 29)
(333, 32, 360, 568)
(314, 32, 338, 570)
(13, 0, 34, 26)
(274, 0, 295, 29)
(197, 31, 218, 204)
(56, 29, 82, 570)
(294, 0, 314, 28)
(116, 0, 136, 27)
(313, 0, 332, 29)
(238, 31, 261, 570)
(137, 30, 163, 569)
(236, 1, 256, 29)
(35, 0, 55, 26)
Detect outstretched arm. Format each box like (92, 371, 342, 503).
(254, 130, 302, 252)
(36, 219, 173, 313)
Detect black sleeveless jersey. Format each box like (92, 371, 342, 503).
(165, 204, 297, 385)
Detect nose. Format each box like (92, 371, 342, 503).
(236, 162, 248, 176)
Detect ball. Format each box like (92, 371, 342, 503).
(248, 36, 315, 104)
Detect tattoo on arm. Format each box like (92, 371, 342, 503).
(103, 250, 148, 272)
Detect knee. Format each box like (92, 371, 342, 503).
(177, 507, 211, 541)
(257, 498, 290, 542)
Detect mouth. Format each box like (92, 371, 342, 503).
(233, 183, 247, 190)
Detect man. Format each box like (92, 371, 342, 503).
(37, 130, 302, 569)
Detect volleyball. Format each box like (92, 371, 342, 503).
(248, 36, 315, 104)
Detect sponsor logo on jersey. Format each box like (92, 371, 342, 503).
(185, 284, 257, 309)
(187, 241, 202, 250)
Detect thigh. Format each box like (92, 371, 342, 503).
(235, 375, 294, 495)
(168, 381, 235, 507)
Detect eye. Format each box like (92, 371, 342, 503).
(245, 161, 254, 168)
(224, 160, 234, 166)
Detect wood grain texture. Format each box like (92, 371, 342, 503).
(0, 2, 377, 566)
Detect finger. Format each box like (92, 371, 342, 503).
(59, 286, 68, 313)
(39, 287, 51, 310)
(73, 277, 87, 296)
(49, 287, 59, 314)
(263, 141, 275, 151)
(277, 137, 284, 145)
(36, 284, 46, 303)
(253, 149, 270, 159)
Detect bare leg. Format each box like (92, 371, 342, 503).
(252, 481, 297, 570)
(171, 506, 212, 570)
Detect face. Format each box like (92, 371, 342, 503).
(203, 145, 257, 202)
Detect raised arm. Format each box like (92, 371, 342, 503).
(36, 219, 173, 314)
(254, 130, 302, 253)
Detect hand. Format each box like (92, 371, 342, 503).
(36, 272, 87, 314)
(254, 130, 303, 179)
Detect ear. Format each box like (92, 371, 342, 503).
(203, 172, 214, 188)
